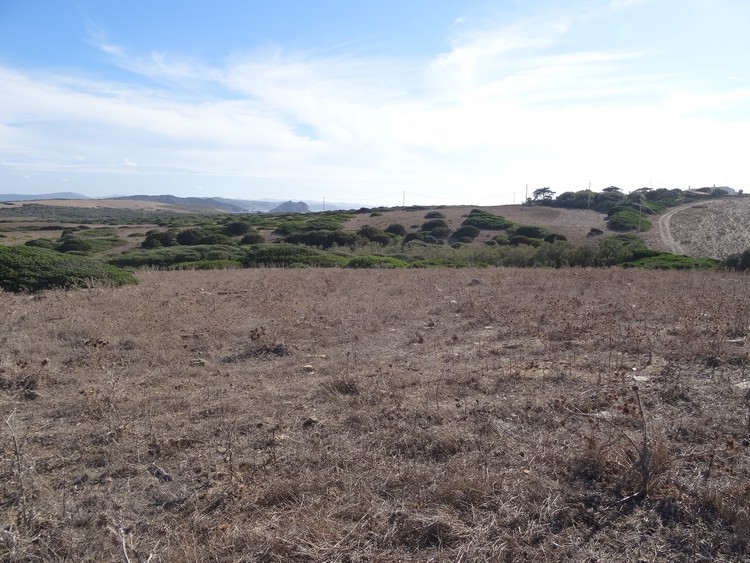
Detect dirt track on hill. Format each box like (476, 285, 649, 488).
(646, 197, 750, 259)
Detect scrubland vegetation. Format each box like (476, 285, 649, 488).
(2, 268, 750, 561)
(1, 199, 733, 294)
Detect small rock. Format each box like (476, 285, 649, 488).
(303, 364, 315, 373)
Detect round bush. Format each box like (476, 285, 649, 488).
(222, 222, 251, 236)
(385, 223, 407, 236)
(25, 238, 57, 250)
(196, 234, 237, 246)
(452, 225, 481, 239)
(424, 211, 445, 219)
(176, 229, 204, 245)
(240, 231, 265, 245)
(430, 226, 452, 239)
(421, 219, 449, 231)
(57, 237, 94, 253)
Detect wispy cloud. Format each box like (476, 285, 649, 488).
(2, 1, 748, 201)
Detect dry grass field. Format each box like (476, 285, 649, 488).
(2, 268, 750, 561)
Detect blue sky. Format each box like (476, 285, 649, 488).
(1, 0, 749, 205)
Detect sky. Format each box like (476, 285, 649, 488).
(1, 0, 749, 206)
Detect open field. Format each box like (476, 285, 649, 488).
(2, 268, 750, 561)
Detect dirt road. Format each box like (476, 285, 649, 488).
(654, 203, 697, 254)
(649, 198, 750, 259)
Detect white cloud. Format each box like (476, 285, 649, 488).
(2, 1, 749, 202)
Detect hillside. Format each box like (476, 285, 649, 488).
(346, 205, 609, 245)
(644, 197, 750, 259)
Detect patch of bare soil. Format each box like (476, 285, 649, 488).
(346, 205, 608, 245)
(645, 197, 750, 259)
(2, 268, 750, 561)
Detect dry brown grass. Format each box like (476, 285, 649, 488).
(2, 268, 750, 561)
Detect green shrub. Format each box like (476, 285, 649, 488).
(421, 219, 449, 231)
(176, 229, 205, 245)
(607, 209, 651, 232)
(109, 245, 244, 268)
(57, 237, 94, 253)
(222, 222, 251, 236)
(25, 238, 57, 250)
(509, 235, 531, 246)
(385, 223, 407, 236)
(723, 249, 750, 271)
(493, 233, 510, 245)
(462, 211, 514, 230)
(240, 231, 265, 245)
(346, 255, 408, 268)
(0, 246, 137, 292)
(430, 226, 452, 239)
(141, 231, 178, 248)
(513, 225, 549, 239)
(285, 229, 359, 249)
(242, 243, 348, 268)
(452, 225, 481, 239)
(623, 254, 719, 270)
(196, 234, 237, 246)
(424, 211, 445, 219)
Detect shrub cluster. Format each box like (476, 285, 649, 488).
(0, 246, 137, 292)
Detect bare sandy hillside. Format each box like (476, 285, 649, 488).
(346, 205, 607, 245)
(3, 199, 189, 212)
(645, 197, 750, 259)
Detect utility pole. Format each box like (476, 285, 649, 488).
(322, 196, 325, 212)
(525, 185, 528, 205)
(402, 191, 405, 207)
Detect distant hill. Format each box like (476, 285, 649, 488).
(269, 201, 311, 213)
(108, 195, 246, 213)
(0, 192, 91, 202)
(107, 195, 355, 213)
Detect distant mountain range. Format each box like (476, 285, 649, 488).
(0, 193, 358, 213)
(0, 192, 91, 201)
